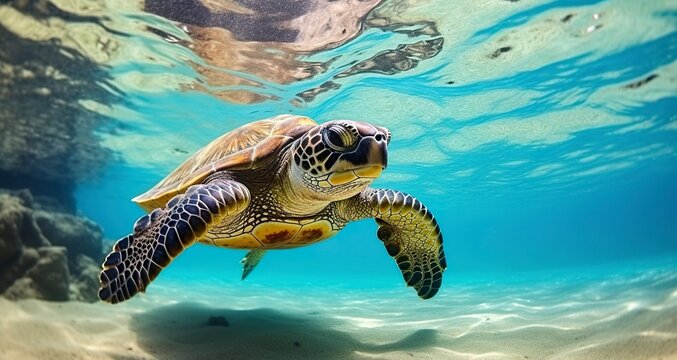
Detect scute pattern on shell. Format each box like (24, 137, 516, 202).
(133, 115, 317, 211)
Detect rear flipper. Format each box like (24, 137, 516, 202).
(98, 180, 250, 304)
(240, 249, 266, 280)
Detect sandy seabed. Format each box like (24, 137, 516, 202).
(1, 262, 676, 360)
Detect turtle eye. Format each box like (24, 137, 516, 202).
(323, 124, 357, 151)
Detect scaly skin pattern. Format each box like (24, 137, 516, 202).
(336, 188, 447, 299)
(198, 162, 349, 250)
(99, 118, 446, 303)
(98, 180, 250, 304)
(201, 197, 346, 249)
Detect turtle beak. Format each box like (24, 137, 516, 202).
(340, 135, 388, 178)
(368, 135, 388, 170)
(353, 142, 386, 178)
(324, 127, 389, 187)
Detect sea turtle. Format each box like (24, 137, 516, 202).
(99, 114, 446, 303)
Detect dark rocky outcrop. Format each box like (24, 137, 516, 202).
(0, 3, 117, 303)
(0, 190, 103, 302)
(4, 247, 71, 301)
(34, 211, 103, 263)
(70, 254, 103, 302)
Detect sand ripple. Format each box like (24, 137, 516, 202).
(1, 260, 676, 359)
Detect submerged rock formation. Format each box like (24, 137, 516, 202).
(0, 190, 104, 302)
(0, 2, 119, 302)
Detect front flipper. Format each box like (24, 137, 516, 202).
(240, 249, 266, 280)
(98, 179, 250, 303)
(339, 189, 446, 299)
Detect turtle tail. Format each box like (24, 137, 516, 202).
(98, 181, 250, 304)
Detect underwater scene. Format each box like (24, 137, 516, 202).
(1, 0, 676, 359)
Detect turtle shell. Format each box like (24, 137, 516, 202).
(133, 115, 317, 211)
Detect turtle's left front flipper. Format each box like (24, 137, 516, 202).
(338, 189, 446, 299)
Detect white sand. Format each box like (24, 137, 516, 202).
(1, 262, 676, 360)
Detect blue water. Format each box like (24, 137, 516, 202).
(2, 0, 676, 358)
(71, 0, 677, 290)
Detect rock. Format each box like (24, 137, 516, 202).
(4, 246, 70, 301)
(207, 316, 229, 327)
(0, 192, 49, 265)
(33, 194, 71, 213)
(20, 214, 50, 249)
(0, 190, 104, 302)
(0, 211, 23, 264)
(34, 210, 103, 262)
(0, 248, 39, 292)
(28, 247, 70, 301)
(9, 189, 33, 208)
(69, 254, 101, 302)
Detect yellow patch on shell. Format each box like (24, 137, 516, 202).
(288, 220, 335, 245)
(208, 219, 337, 250)
(252, 222, 301, 246)
(214, 233, 260, 249)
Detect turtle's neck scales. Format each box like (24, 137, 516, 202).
(272, 148, 332, 217)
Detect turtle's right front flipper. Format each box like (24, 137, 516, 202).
(98, 179, 250, 304)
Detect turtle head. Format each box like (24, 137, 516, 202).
(290, 120, 390, 200)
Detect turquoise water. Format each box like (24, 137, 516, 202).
(2, 0, 677, 358)
(71, 0, 677, 285)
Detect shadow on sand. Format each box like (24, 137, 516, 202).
(129, 302, 439, 360)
